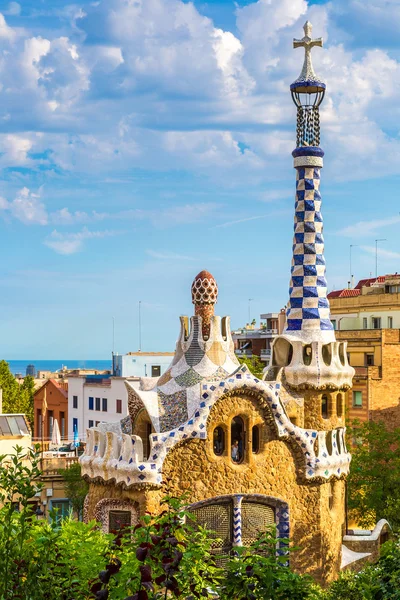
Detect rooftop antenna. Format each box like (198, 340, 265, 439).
(138, 300, 142, 352)
(112, 316, 115, 355)
(350, 244, 358, 288)
(248, 299, 254, 324)
(375, 239, 386, 278)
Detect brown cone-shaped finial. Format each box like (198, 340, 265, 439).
(191, 270, 218, 339)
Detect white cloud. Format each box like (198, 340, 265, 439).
(44, 227, 119, 255)
(146, 250, 194, 260)
(338, 215, 400, 237)
(4, 2, 21, 17)
(360, 245, 400, 260)
(0, 187, 48, 225)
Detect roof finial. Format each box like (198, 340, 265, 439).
(291, 21, 325, 94)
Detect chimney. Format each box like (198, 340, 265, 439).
(347, 281, 351, 289)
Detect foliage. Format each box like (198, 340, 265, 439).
(1, 446, 400, 600)
(91, 493, 223, 599)
(58, 461, 89, 520)
(0, 445, 43, 598)
(221, 530, 320, 600)
(347, 419, 400, 530)
(238, 354, 265, 379)
(324, 540, 400, 600)
(0, 360, 34, 428)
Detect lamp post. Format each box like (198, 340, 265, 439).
(375, 239, 386, 278)
(350, 244, 358, 286)
(248, 299, 254, 325)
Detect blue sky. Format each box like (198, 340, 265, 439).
(1, 0, 400, 358)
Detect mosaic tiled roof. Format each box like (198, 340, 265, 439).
(127, 272, 239, 433)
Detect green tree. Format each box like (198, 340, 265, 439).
(58, 461, 89, 520)
(0, 361, 34, 427)
(347, 419, 400, 530)
(238, 354, 265, 379)
(19, 375, 35, 427)
(0, 360, 20, 413)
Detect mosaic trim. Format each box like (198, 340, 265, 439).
(189, 493, 289, 557)
(80, 365, 351, 488)
(94, 498, 139, 533)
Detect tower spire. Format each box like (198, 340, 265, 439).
(284, 21, 333, 344)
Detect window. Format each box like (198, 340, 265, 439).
(37, 409, 42, 438)
(353, 391, 362, 407)
(102, 398, 107, 412)
(48, 411, 54, 439)
(109, 510, 132, 533)
(95, 397, 100, 411)
(95, 421, 100, 426)
(363, 317, 368, 329)
(337, 394, 344, 418)
(60, 412, 65, 438)
(372, 317, 381, 329)
(88, 397, 94, 410)
(88, 420, 94, 428)
(388, 316, 393, 328)
(252, 426, 260, 454)
(331, 320, 336, 330)
(73, 395, 78, 409)
(303, 345, 312, 366)
(365, 354, 374, 366)
(321, 395, 328, 419)
(73, 417, 78, 433)
(116, 399, 122, 414)
(151, 365, 161, 377)
(231, 417, 245, 464)
(213, 427, 225, 456)
(51, 500, 71, 524)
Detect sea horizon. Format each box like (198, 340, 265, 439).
(5, 359, 112, 376)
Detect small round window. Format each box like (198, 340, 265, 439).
(213, 427, 224, 456)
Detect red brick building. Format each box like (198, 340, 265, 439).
(34, 379, 68, 442)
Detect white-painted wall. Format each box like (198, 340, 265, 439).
(333, 309, 400, 331)
(68, 377, 140, 442)
(113, 353, 173, 377)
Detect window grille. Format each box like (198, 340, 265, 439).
(241, 501, 275, 547)
(191, 502, 232, 564)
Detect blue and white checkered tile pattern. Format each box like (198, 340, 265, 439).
(285, 166, 333, 335)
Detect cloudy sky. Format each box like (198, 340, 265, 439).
(1, 0, 400, 358)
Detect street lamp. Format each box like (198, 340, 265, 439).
(375, 239, 386, 279)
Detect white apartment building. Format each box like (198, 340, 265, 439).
(112, 352, 174, 377)
(68, 375, 139, 442)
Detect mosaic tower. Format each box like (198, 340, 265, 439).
(269, 21, 353, 397)
(80, 22, 379, 587)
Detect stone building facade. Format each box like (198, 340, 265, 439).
(328, 277, 400, 427)
(79, 22, 387, 585)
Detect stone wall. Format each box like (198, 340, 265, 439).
(85, 392, 346, 585)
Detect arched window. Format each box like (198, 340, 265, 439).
(252, 425, 260, 454)
(322, 344, 332, 366)
(231, 417, 245, 464)
(213, 427, 225, 456)
(303, 345, 312, 366)
(338, 343, 346, 366)
(321, 394, 329, 419)
(337, 393, 344, 418)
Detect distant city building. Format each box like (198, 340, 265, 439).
(112, 352, 174, 378)
(232, 311, 285, 362)
(26, 364, 36, 377)
(34, 379, 69, 441)
(68, 374, 139, 442)
(328, 274, 400, 426)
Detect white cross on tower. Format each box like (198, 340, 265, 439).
(293, 21, 323, 84)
